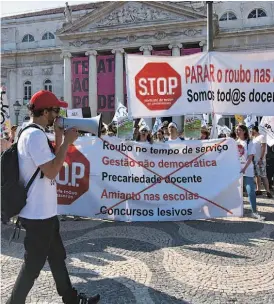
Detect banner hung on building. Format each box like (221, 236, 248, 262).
(125, 51, 274, 117)
(71, 57, 89, 108)
(57, 137, 243, 221)
(97, 55, 115, 112)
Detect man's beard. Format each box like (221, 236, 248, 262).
(47, 119, 54, 127)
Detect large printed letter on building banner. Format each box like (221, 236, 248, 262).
(126, 51, 274, 117)
(57, 137, 243, 221)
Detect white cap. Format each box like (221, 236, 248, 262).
(168, 122, 178, 130)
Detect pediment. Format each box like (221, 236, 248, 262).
(57, 1, 206, 35)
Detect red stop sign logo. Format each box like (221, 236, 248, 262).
(56, 145, 90, 205)
(135, 62, 182, 110)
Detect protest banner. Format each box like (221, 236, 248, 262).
(0, 87, 11, 135)
(184, 115, 202, 139)
(126, 52, 211, 118)
(235, 115, 244, 124)
(126, 51, 274, 118)
(67, 108, 83, 118)
(57, 137, 243, 221)
(210, 51, 274, 116)
(59, 108, 67, 117)
(259, 116, 274, 147)
(71, 57, 89, 108)
(117, 117, 134, 140)
(244, 115, 257, 129)
(97, 55, 115, 112)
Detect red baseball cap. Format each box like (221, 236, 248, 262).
(30, 90, 68, 109)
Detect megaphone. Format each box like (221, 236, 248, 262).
(55, 114, 102, 137)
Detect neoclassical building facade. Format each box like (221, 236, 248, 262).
(1, 1, 274, 126)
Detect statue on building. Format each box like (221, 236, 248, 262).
(64, 2, 72, 24)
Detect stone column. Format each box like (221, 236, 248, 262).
(61, 51, 72, 108)
(199, 40, 207, 52)
(111, 48, 124, 109)
(85, 50, 98, 117)
(140, 45, 153, 56)
(169, 43, 183, 133)
(139, 45, 153, 129)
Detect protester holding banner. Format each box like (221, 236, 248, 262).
(155, 129, 166, 143)
(200, 129, 210, 140)
(162, 121, 170, 141)
(266, 145, 274, 190)
(236, 124, 265, 220)
(251, 126, 273, 198)
(229, 131, 237, 140)
(167, 122, 183, 142)
(136, 125, 153, 143)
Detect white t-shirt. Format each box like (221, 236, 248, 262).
(237, 139, 256, 177)
(167, 137, 182, 143)
(253, 134, 267, 162)
(17, 124, 57, 219)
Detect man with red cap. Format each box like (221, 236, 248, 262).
(7, 91, 100, 304)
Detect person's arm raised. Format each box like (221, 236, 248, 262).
(40, 128, 78, 180)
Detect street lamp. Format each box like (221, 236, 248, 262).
(13, 100, 22, 125)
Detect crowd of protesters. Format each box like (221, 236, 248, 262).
(1, 115, 273, 223)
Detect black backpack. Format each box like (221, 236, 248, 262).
(1, 124, 43, 222)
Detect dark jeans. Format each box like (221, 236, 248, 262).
(7, 216, 73, 304)
(266, 159, 274, 187)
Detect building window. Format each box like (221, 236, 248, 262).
(44, 79, 52, 92)
(219, 12, 237, 21)
(42, 32, 55, 40)
(248, 9, 267, 19)
(24, 81, 32, 104)
(22, 34, 34, 42)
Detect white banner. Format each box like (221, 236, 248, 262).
(244, 115, 257, 129)
(67, 108, 83, 118)
(259, 116, 274, 147)
(126, 51, 274, 117)
(57, 137, 243, 221)
(126, 52, 212, 118)
(210, 51, 274, 115)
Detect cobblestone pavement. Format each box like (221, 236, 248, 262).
(1, 196, 274, 304)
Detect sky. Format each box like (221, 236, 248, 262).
(1, 0, 97, 17)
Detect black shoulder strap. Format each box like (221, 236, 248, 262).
(17, 124, 45, 187)
(26, 168, 40, 192)
(17, 123, 44, 141)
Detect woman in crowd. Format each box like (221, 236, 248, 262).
(200, 129, 210, 140)
(236, 124, 265, 220)
(229, 130, 237, 140)
(155, 129, 166, 143)
(161, 120, 170, 141)
(136, 126, 153, 143)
